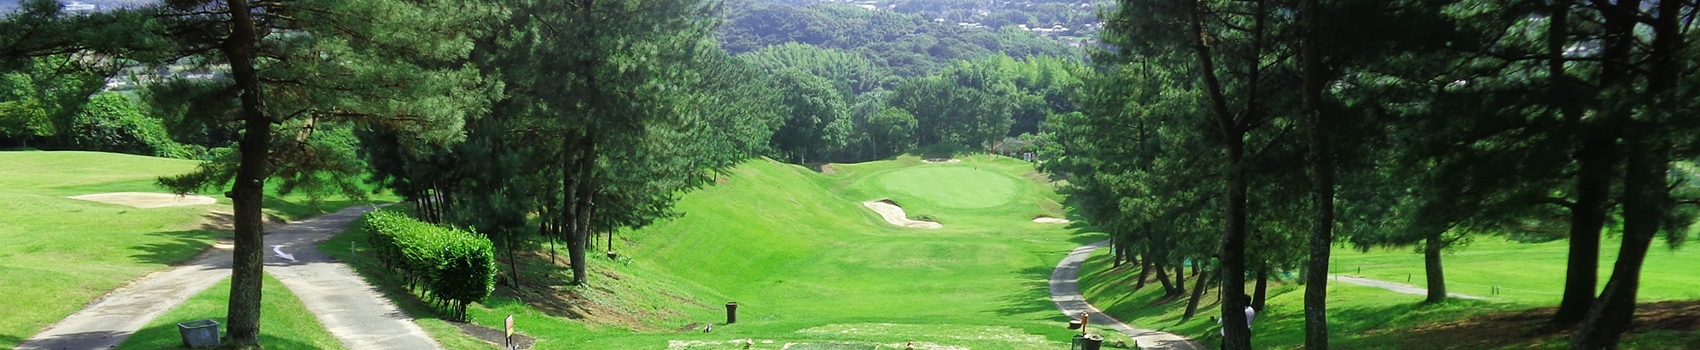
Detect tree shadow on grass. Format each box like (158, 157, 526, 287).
(129, 230, 220, 266)
(0, 334, 23, 350)
(1330, 300, 1700, 350)
(994, 266, 1072, 321)
(1062, 223, 1109, 246)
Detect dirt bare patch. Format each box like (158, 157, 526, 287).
(1032, 216, 1070, 224)
(1378, 300, 1700, 349)
(68, 192, 217, 208)
(922, 158, 961, 163)
(862, 200, 942, 229)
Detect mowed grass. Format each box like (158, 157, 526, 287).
(114, 273, 344, 350)
(1331, 235, 1700, 305)
(1079, 233, 1700, 349)
(363, 154, 1121, 349)
(0, 151, 388, 348)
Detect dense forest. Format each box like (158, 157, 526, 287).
(5, 0, 1699, 349)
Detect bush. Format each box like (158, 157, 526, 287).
(362, 210, 496, 320)
(70, 93, 201, 159)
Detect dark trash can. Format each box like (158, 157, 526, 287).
(177, 319, 220, 348)
(1070, 334, 1085, 350)
(725, 302, 738, 324)
(1080, 334, 1103, 350)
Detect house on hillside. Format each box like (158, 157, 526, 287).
(989, 140, 1037, 161)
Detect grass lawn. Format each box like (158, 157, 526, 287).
(114, 273, 344, 350)
(329, 154, 1124, 349)
(1078, 236, 1700, 349)
(0, 151, 392, 348)
(1330, 236, 1700, 305)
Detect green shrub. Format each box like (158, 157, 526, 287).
(361, 210, 496, 320)
(70, 93, 196, 158)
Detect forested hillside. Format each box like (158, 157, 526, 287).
(719, 0, 1081, 78)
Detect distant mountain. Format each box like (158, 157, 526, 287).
(1, 0, 157, 12)
(720, 2, 1079, 79)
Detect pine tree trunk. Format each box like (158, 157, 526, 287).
(568, 133, 596, 286)
(1548, 0, 1614, 326)
(1555, 136, 1612, 324)
(1572, 125, 1667, 349)
(224, 0, 269, 343)
(1174, 258, 1187, 295)
(1135, 256, 1151, 290)
(1300, 0, 1333, 345)
(1154, 259, 1177, 296)
(1112, 236, 1123, 268)
(1183, 266, 1209, 320)
(1424, 230, 1447, 303)
(1253, 269, 1269, 311)
(1574, 3, 1681, 344)
(507, 235, 519, 288)
(1218, 104, 1252, 350)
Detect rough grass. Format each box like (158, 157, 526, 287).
(1078, 236, 1700, 349)
(113, 273, 344, 350)
(0, 151, 391, 348)
(1331, 236, 1700, 305)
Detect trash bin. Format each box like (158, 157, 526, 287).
(1070, 334, 1085, 350)
(1080, 334, 1103, 350)
(725, 302, 738, 324)
(177, 319, 220, 348)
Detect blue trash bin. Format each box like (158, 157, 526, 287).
(177, 319, 221, 348)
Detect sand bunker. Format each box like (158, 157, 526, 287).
(69, 192, 218, 208)
(862, 200, 943, 229)
(922, 158, 962, 163)
(1032, 216, 1070, 224)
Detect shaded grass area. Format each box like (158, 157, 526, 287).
(0, 151, 391, 348)
(1078, 246, 1700, 349)
(113, 273, 343, 350)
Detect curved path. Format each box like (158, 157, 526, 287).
(1051, 240, 1203, 350)
(1328, 275, 1492, 301)
(18, 205, 441, 350)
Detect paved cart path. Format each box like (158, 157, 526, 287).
(19, 205, 441, 350)
(1329, 275, 1493, 301)
(1050, 240, 1204, 350)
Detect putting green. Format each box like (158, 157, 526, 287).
(868, 166, 1019, 209)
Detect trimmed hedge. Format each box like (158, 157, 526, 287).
(362, 210, 495, 320)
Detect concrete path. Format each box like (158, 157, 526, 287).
(1328, 275, 1493, 301)
(18, 205, 441, 350)
(16, 251, 234, 350)
(264, 206, 442, 350)
(1051, 240, 1204, 350)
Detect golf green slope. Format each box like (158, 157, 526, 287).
(456, 155, 1111, 349)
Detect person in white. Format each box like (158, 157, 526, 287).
(1218, 294, 1256, 337)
